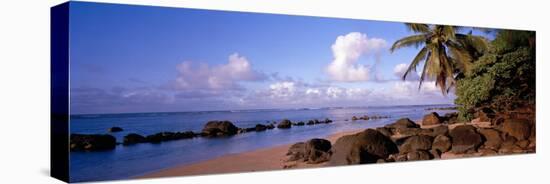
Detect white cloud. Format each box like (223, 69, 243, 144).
(174, 53, 266, 90)
(393, 63, 420, 81)
(269, 81, 296, 98)
(326, 32, 387, 82)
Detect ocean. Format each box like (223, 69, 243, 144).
(69, 104, 456, 182)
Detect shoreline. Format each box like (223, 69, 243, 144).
(137, 129, 365, 179)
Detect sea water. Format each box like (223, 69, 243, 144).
(69, 104, 456, 182)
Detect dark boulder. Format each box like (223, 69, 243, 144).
(294, 121, 305, 126)
(449, 125, 483, 153)
(399, 135, 434, 153)
(351, 116, 359, 121)
(70, 134, 116, 151)
(500, 118, 531, 140)
(304, 139, 332, 164)
(477, 107, 496, 122)
(307, 120, 315, 125)
(329, 129, 398, 166)
(286, 138, 332, 164)
(376, 127, 393, 138)
(123, 133, 146, 145)
(422, 112, 442, 126)
(278, 119, 292, 129)
(286, 142, 306, 161)
(478, 128, 503, 150)
(266, 124, 275, 129)
(442, 112, 459, 124)
(202, 120, 239, 137)
(324, 118, 333, 124)
(108, 127, 123, 132)
(255, 124, 268, 131)
(432, 135, 451, 152)
(145, 131, 195, 143)
(406, 150, 432, 161)
(385, 118, 420, 130)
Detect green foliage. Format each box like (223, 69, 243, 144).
(454, 30, 535, 120)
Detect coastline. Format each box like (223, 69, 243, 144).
(138, 129, 365, 179)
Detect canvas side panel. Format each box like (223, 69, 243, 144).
(50, 2, 70, 182)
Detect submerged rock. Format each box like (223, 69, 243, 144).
(123, 133, 146, 145)
(70, 134, 116, 151)
(278, 119, 292, 129)
(108, 127, 123, 132)
(202, 120, 239, 137)
(255, 124, 268, 131)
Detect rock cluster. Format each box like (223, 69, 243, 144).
(284, 115, 535, 166)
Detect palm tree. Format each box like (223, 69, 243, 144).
(390, 23, 488, 94)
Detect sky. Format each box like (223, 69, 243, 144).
(68, 2, 460, 114)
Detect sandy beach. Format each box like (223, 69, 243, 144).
(139, 129, 364, 179)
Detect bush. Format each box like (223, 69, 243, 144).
(454, 30, 535, 121)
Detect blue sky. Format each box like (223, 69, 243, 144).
(68, 2, 461, 114)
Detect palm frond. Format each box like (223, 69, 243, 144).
(390, 34, 426, 52)
(405, 23, 431, 33)
(403, 47, 428, 80)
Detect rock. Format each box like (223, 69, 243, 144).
(422, 112, 442, 126)
(478, 128, 503, 150)
(516, 140, 530, 149)
(389, 153, 408, 162)
(432, 135, 451, 152)
(304, 138, 332, 164)
(307, 120, 315, 125)
(266, 124, 275, 129)
(286, 139, 331, 164)
(255, 124, 268, 131)
(501, 135, 517, 147)
(399, 135, 433, 153)
(385, 118, 420, 130)
(500, 119, 531, 140)
(376, 159, 386, 163)
(202, 120, 239, 137)
(108, 127, 123, 132)
(70, 134, 116, 151)
(351, 116, 359, 121)
(477, 107, 496, 122)
(286, 142, 306, 161)
(449, 125, 483, 153)
(295, 122, 305, 126)
(146, 131, 195, 142)
(418, 125, 449, 137)
(278, 119, 292, 129)
(324, 118, 333, 124)
(478, 148, 498, 156)
(406, 150, 432, 161)
(430, 149, 441, 159)
(498, 144, 524, 154)
(329, 129, 398, 165)
(442, 112, 459, 124)
(313, 119, 321, 124)
(376, 127, 393, 138)
(123, 133, 146, 145)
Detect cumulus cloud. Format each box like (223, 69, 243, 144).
(393, 63, 420, 81)
(174, 53, 266, 91)
(326, 32, 387, 82)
